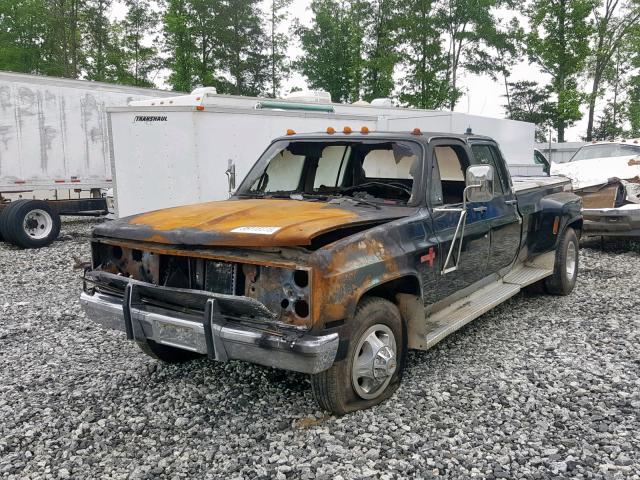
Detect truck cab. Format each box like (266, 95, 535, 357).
(81, 129, 582, 414)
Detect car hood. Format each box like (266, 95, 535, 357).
(551, 154, 640, 190)
(94, 199, 412, 247)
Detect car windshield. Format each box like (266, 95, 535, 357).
(568, 144, 640, 162)
(236, 139, 422, 205)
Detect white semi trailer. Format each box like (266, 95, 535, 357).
(0, 71, 176, 247)
(109, 89, 540, 217)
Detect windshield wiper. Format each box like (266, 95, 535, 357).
(328, 196, 381, 210)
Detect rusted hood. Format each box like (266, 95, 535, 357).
(95, 199, 411, 247)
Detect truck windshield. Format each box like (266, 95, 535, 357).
(236, 140, 422, 205)
(568, 144, 640, 162)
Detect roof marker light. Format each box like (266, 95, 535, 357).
(412, 128, 422, 135)
(343, 126, 352, 134)
(287, 129, 296, 135)
(361, 126, 370, 134)
(327, 127, 335, 134)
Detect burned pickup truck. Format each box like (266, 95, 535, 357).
(81, 129, 582, 414)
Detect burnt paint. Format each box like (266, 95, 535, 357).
(94, 199, 414, 248)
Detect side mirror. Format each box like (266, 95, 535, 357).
(226, 160, 236, 196)
(465, 164, 494, 202)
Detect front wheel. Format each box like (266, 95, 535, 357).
(311, 297, 406, 415)
(544, 227, 579, 295)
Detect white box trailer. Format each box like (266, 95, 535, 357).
(110, 90, 540, 217)
(0, 71, 176, 247)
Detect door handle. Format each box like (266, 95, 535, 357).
(473, 206, 487, 213)
(505, 199, 517, 205)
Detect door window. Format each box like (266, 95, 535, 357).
(470, 144, 509, 194)
(432, 145, 469, 205)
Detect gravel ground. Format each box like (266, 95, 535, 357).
(1, 219, 639, 480)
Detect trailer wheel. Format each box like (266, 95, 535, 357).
(0, 200, 61, 248)
(311, 297, 406, 415)
(137, 340, 203, 363)
(544, 227, 579, 295)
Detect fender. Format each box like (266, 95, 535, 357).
(528, 192, 582, 253)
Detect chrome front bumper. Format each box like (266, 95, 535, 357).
(582, 207, 640, 237)
(80, 278, 338, 374)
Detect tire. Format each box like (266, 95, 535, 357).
(544, 227, 579, 295)
(0, 199, 61, 248)
(137, 340, 203, 363)
(0, 206, 6, 242)
(311, 297, 406, 415)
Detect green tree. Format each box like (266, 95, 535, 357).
(362, 0, 398, 101)
(585, 0, 640, 140)
(216, 0, 268, 96)
(627, 28, 640, 137)
(491, 18, 523, 117)
(267, 0, 292, 97)
(397, 0, 450, 109)
(117, 0, 161, 86)
(592, 104, 625, 140)
(0, 0, 48, 74)
(189, 0, 224, 87)
(505, 80, 555, 141)
(438, 0, 509, 110)
(44, 0, 86, 78)
(296, 0, 367, 102)
(82, 0, 118, 81)
(526, 0, 594, 142)
(628, 75, 640, 137)
(163, 0, 198, 91)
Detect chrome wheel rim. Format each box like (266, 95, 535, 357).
(23, 209, 53, 240)
(351, 324, 397, 400)
(566, 241, 577, 278)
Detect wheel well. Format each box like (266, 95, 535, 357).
(361, 275, 421, 304)
(567, 218, 583, 238)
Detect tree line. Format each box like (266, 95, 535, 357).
(1, 0, 638, 141)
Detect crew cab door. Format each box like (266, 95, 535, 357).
(469, 142, 521, 274)
(426, 140, 491, 302)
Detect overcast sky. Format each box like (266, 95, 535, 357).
(114, 0, 588, 141)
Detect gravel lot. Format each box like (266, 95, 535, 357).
(1, 218, 639, 480)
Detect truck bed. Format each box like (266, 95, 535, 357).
(511, 175, 570, 194)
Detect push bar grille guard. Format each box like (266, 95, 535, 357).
(81, 271, 338, 374)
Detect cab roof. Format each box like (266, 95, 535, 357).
(272, 130, 495, 144)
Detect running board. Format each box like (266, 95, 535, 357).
(423, 258, 554, 350)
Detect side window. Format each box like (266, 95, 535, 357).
(470, 144, 506, 194)
(488, 146, 512, 192)
(432, 145, 469, 205)
(314, 145, 350, 189)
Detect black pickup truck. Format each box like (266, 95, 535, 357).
(81, 129, 582, 414)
